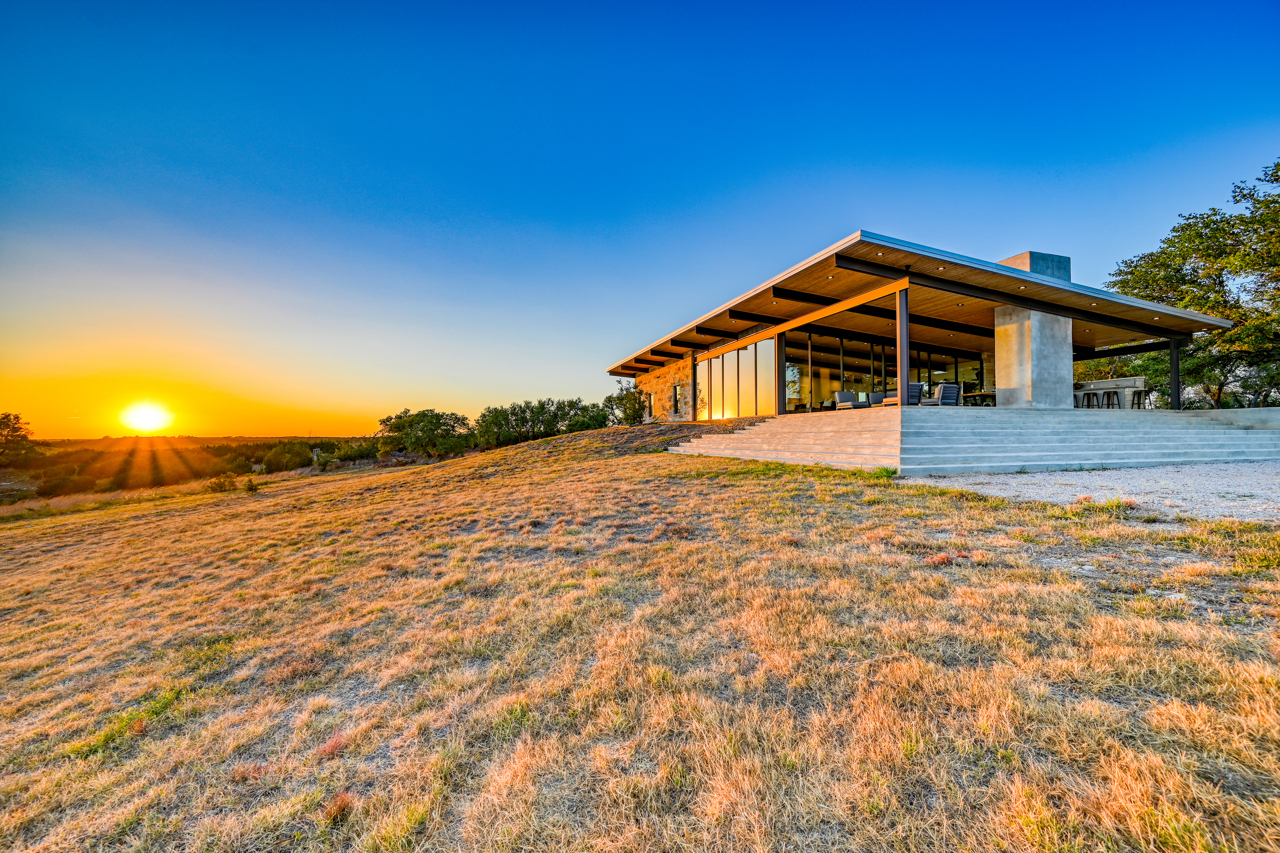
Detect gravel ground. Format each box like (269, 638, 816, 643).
(900, 461, 1280, 521)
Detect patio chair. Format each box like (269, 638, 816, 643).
(874, 383, 923, 407)
(920, 384, 961, 406)
(834, 391, 868, 410)
(867, 392, 886, 407)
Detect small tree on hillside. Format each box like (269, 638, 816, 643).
(606, 380, 648, 425)
(0, 413, 35, 466)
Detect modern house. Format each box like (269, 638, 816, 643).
(608, 231, 1280, 474)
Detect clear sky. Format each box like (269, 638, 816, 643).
(2, 1, 1278, 438)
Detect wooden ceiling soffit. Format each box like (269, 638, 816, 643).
(694, 325, 739, 341)
(785, 333, 983, 362)
(833, 255, 1188, 342)
(1073, 339, 1187, 362)
(698, 278, 909, 363)
(769, 287, 994, 339)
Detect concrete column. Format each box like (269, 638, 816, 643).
(994, 306, 1074, 408)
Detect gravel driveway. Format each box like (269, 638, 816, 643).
(900, 461, 1280, 521)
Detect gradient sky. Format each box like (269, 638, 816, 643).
(2, 1, 1278, 438)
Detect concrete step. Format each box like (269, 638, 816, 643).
(670, 409, 1280, 474)
(901, 455, 1280, 475)
(684, 432, 1280, 447)
(692, 429, 1280, 444)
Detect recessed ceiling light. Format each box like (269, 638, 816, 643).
(1153, 316, 1159, 320)
(1201, 327, 1208, 330)
(1084, 329, 1090, 332)
(1089, 302, 1097, 306)
(937, 266, 945, 271)
(827, 275, 833, 279)
(957, 302, 964, 306)
(948, 334, 954, 337)
(876, 252, 883, 256)
(1018, 286, 1026, 289)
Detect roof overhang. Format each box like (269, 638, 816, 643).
(607, 230, 1232, 377)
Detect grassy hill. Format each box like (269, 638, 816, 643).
(1, 424, 1277, 852)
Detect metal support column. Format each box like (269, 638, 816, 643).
(775, 333, 786, 414)
(1170, 339, 1182, 410)
(688, 352, 697, 421)
(839, 338, 845, 392)
(895, 287, 912, 403)
(807, 332, 813, 411)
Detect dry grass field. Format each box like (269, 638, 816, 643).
(2, 423, 1278, 852)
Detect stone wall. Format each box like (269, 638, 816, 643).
(635, 357, 694, 422)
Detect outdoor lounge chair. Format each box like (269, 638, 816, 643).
(874, 383, 923, 407)
(834, 391, 868, 410)
(920, 383, 961, 406)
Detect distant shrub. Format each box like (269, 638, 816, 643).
(334, 439, 379, 461)
(244, 477, 261, 494)
(36, 474, 97, 497)
(262, 441, 314, 473)
(204, 472, 238, 493)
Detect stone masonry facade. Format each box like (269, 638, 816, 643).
(635, 357, 694, 422)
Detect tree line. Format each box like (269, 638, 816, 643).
(0, 382, 649, 501)
(1076, 157, 1280, 408)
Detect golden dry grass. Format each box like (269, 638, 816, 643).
(1, 424, 1278, 852)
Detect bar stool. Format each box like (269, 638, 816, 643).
(1080, 391, 1101, 408)
(1101, 390, 1121, 409)
(1130, 388, 1153, 409)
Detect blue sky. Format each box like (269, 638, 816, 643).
(2, 0, 1278, 435)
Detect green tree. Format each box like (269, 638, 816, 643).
(0, 413, 36, 466)
(377, 408, 472, 456)
(605, 379, 648, 425)
(1096, 158, 1280, 407)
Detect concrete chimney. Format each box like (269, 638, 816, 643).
(999, 251, 1071, 282)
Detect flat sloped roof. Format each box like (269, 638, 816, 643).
(608, 230, 1231, 376)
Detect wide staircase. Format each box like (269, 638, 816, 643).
(668, 407, 1280, 475)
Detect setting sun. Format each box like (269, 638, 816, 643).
(119, 402, 174, 434)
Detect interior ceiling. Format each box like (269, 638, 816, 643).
(609, 235, 1229, 376)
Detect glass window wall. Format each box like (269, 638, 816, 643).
(696, 338, 779, 420)
(722, 349, 738, 419)
(756, 338, 775, 415)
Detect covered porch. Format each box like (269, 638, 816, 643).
(609, 232, 1230, 420)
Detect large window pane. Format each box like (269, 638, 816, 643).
(723, 349, 738, 419)
(739, 343, 756, 416)
(710, 356, 723, 420)
(695, 360, 708, 421)
(785, 342, 809, 412)
(756, 338, 775, 415)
